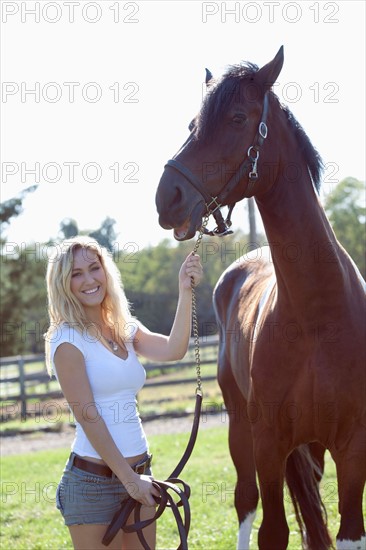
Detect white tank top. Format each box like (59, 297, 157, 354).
(50, 322, 148, 459)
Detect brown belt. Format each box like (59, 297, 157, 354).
(71, 453, 152, 477)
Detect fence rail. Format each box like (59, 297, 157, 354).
(0, 337, 219, 421)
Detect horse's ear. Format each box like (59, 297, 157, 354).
(205, 68, 213, 86)
(255, 46, 284, 92)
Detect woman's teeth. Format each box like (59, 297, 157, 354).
(83, 287, 99, 294)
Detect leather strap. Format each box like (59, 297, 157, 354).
(102, 393, 203, 549)
(73, 455, 114, 477)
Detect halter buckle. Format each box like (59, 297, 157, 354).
(247, 146, 259, 180)
(248, 170, 259, 180)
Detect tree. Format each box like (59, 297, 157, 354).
(57, 216, 118, 251)
(324, 177, 366, 277)
(59, 218, 79, 239)
(1, 243, 48, 356)
(0, 186, 38, 245)
(89, 217, 117, 252)
(0, 186, 45, 356)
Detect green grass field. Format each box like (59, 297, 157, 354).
(1, 426, 346, 550)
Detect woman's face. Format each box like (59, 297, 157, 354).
(70, 247, 107, 310)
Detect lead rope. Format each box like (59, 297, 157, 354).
(191, 213, 210, 397)
(102, 217, 210, 550)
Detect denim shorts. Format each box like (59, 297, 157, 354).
(56, 452, 152, 526)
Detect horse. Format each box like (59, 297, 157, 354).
(155, 46, 366, 550)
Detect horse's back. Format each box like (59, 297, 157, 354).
(213, 246, 275, 398)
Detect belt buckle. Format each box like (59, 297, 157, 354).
(134, 454, 151, 475)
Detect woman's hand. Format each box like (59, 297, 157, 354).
(125, 472, 160, 507)
(179, 253, 203, 290)
(133, 252, 204, 362)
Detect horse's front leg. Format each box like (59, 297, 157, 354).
(332, 431, 366, 550)
(218, 353, 259, 549)
(253, 429, 289, 550)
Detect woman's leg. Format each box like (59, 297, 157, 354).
(122, 505, 156, 550)
(68, 524, 123, 550)
(68, 507, 156, 550)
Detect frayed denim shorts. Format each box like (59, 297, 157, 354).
(56, 452, 152, 526)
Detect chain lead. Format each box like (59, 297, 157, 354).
(191, 215, 210, 396)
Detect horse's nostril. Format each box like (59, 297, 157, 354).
(173, 185, 183, 205)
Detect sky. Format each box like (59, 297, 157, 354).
(1, 0, 365, 252)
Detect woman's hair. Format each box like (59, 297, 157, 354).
(44, 236, 133, 373)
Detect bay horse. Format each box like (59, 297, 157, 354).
(155, 47, 366, 550)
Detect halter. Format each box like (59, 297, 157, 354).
(165, 92, 269, 236)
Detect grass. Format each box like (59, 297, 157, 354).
(0, 415, 69, 435)
(0, 425, 346, 550)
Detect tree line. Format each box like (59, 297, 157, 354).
(1, 177, 365, 357)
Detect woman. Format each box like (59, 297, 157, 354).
(44, 235, 203, 550)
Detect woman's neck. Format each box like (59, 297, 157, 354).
(83, 306, 104, 327)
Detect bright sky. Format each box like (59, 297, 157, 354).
(1, 0, 365, 252)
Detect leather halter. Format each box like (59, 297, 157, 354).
(165, 92, 269, 236)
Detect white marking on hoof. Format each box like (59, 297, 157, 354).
(337, 535, 366, 550)
(237, 510, 256, 550)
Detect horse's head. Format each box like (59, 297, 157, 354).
(155, 47, 284, 240)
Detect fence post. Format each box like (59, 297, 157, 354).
(18, 356, 27, 421)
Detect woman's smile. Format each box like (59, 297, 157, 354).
(83, 286, 101, 295)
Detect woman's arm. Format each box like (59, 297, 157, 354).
(134, 252, 203, 362)
(54, 342, 158, 506)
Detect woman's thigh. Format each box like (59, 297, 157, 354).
(69, 523, 123, 550)
(122, 505, 156, 550)
(68, 506, 156, 550)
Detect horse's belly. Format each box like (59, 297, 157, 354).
(250, 338, 366, 447)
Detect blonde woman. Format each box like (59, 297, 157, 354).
(45, 236, 203, 550)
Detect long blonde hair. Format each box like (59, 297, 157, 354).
(44, 236, 134, 373)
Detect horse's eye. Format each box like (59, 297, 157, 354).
(232, 115, 247, 125)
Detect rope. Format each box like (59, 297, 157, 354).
(102, 219, 209, 549)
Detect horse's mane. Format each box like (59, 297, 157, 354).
(196, 62, 323, 193)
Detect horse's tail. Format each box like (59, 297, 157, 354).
(285, 444, 333, 550)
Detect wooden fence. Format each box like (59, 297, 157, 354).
(0, 336, 219, 421)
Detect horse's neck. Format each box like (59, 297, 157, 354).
(256, 169, 355, 316)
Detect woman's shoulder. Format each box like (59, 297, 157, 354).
(48, 322, 87, 352)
